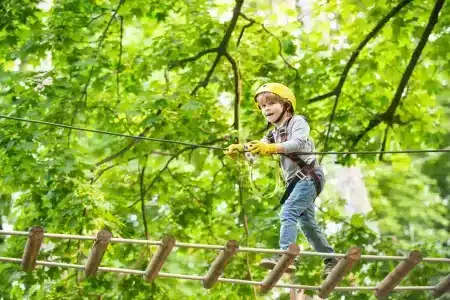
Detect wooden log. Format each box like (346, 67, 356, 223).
(260, 244, 300, 294)
(432, 275, 449, 298)
(317, 247, 361, 298)
(203, 240, 238, 289)
(290, 288, 298, 300)
(84, 230, 112, 277)
(21, 226, 44, 272)
(375, 250, 423, 298)
(143, 236, 175, 283)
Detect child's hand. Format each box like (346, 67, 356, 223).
(247, 141, 278, 155)
(224, 144, 244, 159)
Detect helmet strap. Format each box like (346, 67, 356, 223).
(273, 102, 291, 124)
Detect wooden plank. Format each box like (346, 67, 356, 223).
(432, 275, 449, 298)
(375, 250, 422, 298)
(21, 226, 44, 272)
(84, 230, 112, 277)
(260, 244, 300, 294)
(143, 236, 175, 283)
(290, 288, 299, 300)
(317, 247, 361, 298)
(203, 240, 238, 289)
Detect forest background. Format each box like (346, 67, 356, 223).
(0, 0, 449, 299)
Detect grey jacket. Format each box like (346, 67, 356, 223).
(262, 115, 323, 184)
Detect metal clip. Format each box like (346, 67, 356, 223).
(243, 144, 256, 164)
(295, 170, 307, 180)
(278, 127, 287, 137)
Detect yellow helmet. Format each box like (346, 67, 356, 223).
(253, 83, 296, 111)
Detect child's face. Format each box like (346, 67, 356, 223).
(256, 93, 285, 124)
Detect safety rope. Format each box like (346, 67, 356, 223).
(1, 114, 449, 155)
(1, 230, 449, 262)
(247, 160, 283, 199)
(1, 229, 448, 297)
(0, 257, 437, 292)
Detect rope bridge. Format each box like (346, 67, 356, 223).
(0, 227, 448, 299)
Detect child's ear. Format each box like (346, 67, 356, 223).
(284, 102, 292, 111)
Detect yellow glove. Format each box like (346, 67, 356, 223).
(247, 141, 278, 155)
(224, 144, 244, 159)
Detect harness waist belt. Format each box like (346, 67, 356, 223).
(278, 165, 321, 208)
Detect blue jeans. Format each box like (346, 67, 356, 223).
(279, 178, 334, 256)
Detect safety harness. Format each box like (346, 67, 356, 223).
(266, 117, 322, 207)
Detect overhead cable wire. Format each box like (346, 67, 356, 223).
(1, 115, 449, 155)
(0, 257, 437, 292)
(0, 114, 224, 151)
(1, 230, 449, 263)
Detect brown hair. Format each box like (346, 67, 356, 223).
(255, 92, 294, 115)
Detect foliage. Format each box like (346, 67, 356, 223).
(0, 0, 449, 299)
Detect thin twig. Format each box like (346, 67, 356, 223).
(116, 15, 124, 104)
(236, 19, 255, 48)
(191, 53, 222, 95)
(139, 156, 150, 240)
(82, 0, 124, 107)
(169, 48, 218, 69)
(238, 13, 299, 82)
(95, 108, 163, 167)
(68, 0, 124, 145)
(86, 11, 110, 27)
(223, 52, 242, 131)
(379, 125, 390, 161)
(261, 24, 299, 83)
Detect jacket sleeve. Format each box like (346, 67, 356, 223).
(281, 116, 312, 154)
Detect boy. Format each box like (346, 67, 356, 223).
(226, 83, 338, 277)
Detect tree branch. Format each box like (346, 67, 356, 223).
(385, 0, 444, 121)
(166, 166, 205, 204)
(94, 126, 152, 166)
(351, 0, 445, 149)
(320, 0, 413, 153)
(307, 91, 336, 104)
(86, 11, 111, 27)
(142, 147, 193, 198)
(224, 52, 242, 131)
(83, 0, 124, 107)
(168, 0, 244, 96)
(91, 151, 175, 184)
(238, 13, 298, 82)
(139, 156, 150, 240)
(91, 156, 138, 184)
(379, 125, 390, 161)
(168, 48, 218, 69)
(236, 18, 255, 48)
(191, 53, 222, 95)
(95, 108, 164, 167)
(128, 137, 228, 208)
(68, 0, 124, 145)
(306, 0, 412, 105)
(218, 0, 244, 53)
(351, 117, 383, 148)
(261, 24, 299, 83)
(116, 15, 123, 104)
